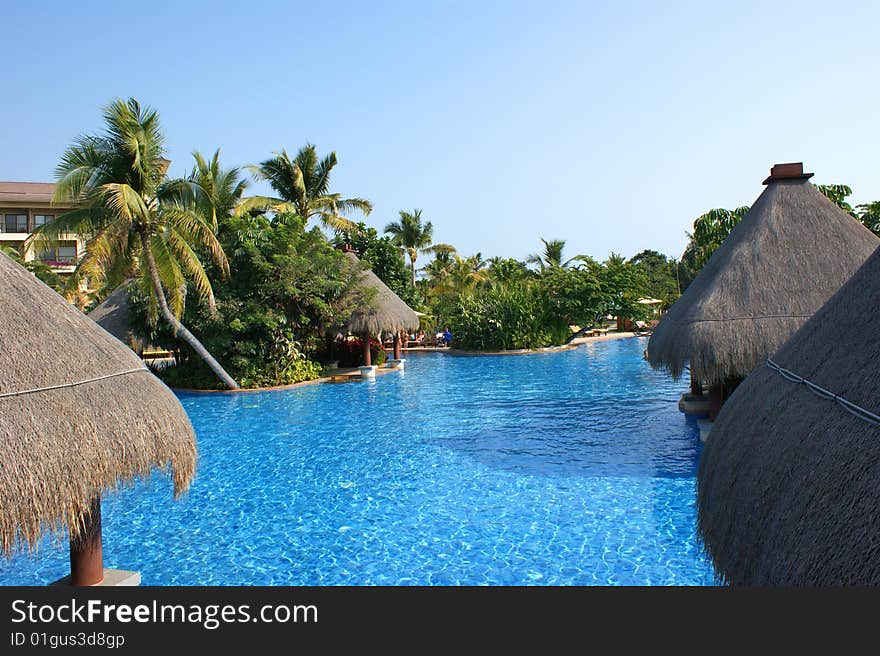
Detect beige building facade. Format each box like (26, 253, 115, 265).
(0, 181, 84, 274)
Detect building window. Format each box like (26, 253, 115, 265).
(37, 243, 77, 264)
(57, 245, 76, 263)
(3, 214, 28, 233)
(34, 214, 53, 228)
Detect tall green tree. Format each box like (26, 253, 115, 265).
(682, 206, 750, 271)
(190, 149, 248, 232)
(422, 247, 457, 288)
(446, 253, 489, 293)
(240, 145, 372, 231)
(526, 238, 584, 270)
(628, 249, 680, 305)
(30, 97, 239, 389)
(598, 253, 650, 323)
(384, 209, 451, 286)
(485, 256, 530, 288)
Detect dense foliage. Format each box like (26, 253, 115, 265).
(430, 244, 650, 351)
(143, 213, 366, 389)
(446, 281, 568, 350)
(628, 250, 680, 306)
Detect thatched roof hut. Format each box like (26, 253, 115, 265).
(697, 243, 880, 585)
(88, 281, 141, 350)
(648, 163, 879, 385)
(0, 252, 196, 582)
(343, 250, 420, 335)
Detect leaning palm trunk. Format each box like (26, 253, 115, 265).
(140, 233, 239, 390)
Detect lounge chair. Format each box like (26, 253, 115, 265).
(633, 321, 653, 336)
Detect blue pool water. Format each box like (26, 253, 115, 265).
(1, 338, 716, 585)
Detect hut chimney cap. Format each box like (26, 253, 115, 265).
(762, 162, 813, 185)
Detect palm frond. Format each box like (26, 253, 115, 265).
(164, 227, 215, 311)
(149, 232, 186, 320)
(333, 196, 372, 217)
(163, 207, 229, 276)
(234, 195, 292, 217)
(313, 151, 337, 197)
(99, 183, 149, 224)
(25, 206, 104, 253)
(317, 211, 359, 233)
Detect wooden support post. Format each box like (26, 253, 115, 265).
(393, 333, 401, 360)
(363, 334, 372, 367)
(70, 495, 104, 586)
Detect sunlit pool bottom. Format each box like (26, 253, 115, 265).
(0, 338, 716, 585)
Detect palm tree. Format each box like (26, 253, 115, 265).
(684, 206, 750, 269)
(190, 149, 248, 233)
(422, 247, 456, 287)
(384, 209, 453, 286)
(239, 145, 372, 231)
(448, 253, 489, 291)
(29, 98, 239, 389)
(527, 238, 584, 270)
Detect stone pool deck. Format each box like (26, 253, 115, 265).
(569, 331, 638, 345)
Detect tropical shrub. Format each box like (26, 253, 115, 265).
(446, 282, 569, 350)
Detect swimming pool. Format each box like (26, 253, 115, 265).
(0, 338, 716, 585)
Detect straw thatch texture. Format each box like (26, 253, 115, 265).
(697, 244, 880, 585)
(0, 252, 197, 555)
(648, 178, 878, 383)
(343, 251, 420, 334)
(88, 281, 141, 350)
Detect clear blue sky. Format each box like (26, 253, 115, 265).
(2, 1, 878, 262)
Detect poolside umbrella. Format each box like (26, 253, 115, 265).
(0, 252, 197, 585)
(647, 162, 878, 415)
(342, 248, 420, 365)
(697, 242, 880, 585)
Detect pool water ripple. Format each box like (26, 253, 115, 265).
(0, 338, 715, 585)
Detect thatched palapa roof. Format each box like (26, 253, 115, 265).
(343, 250, 420, 335)
(648, 163, 879, 383)
(0, 252, 197, 555)
(697, 243, 880, 585)
(88, 280, 141, 350)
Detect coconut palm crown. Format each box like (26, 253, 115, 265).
(384, 209, 453, 287)
(190, 148, 248, 233)
(239, 144, 372, 232)
(527, 238, 584, 270)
